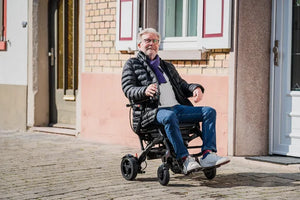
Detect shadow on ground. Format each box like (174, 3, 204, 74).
(175, 172, 300, 188)
(134, 172, 300, 188)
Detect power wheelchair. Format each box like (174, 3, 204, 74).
(120, 101, 217, 186)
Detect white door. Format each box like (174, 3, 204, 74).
(270, 0, 300, 157)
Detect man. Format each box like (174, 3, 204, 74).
(121, 28, 229, 174)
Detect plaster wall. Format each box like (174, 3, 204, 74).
(0, 1, 28, 130)
(80, 73, 228, 156)
(0, 0, 28, 85)
(27, 0, 49, 127)
(234, 0, 272, 155)
(0, 84, 27, 130)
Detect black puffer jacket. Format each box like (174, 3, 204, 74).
(122, 51, 204, 131)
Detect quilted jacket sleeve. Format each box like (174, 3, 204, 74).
(121, 58, 148, 101)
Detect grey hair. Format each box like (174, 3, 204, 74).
(137, 28, 161, 44)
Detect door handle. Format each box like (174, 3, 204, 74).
(272, 40, 279, 66)
(48, 47, 55, 66)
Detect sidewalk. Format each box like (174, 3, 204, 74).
(0, 131, 299, 200)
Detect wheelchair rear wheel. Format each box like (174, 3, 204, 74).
(157, 164, 170, 186)
(121, 154, 139, 180)
(203, 167, 216, 180)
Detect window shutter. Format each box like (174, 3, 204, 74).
(115, 0, 139, 52)
(0, 0, 7, 51)
(199, 0, 232, 49)
(0, 0, 3, 36)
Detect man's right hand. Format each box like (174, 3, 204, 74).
(145, 83, 158, 97)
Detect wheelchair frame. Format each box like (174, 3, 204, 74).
(120, 102, 217, 186)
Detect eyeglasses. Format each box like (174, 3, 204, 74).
(143, 38, 159, 44)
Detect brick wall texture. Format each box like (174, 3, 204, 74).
(84, 0, 230, 75)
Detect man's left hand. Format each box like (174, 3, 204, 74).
(193, 87, 203, 103)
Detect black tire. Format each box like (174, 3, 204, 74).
(157, 164, 170, 186)
(120, 154, 139, 180)
(204, 167, 216, 180)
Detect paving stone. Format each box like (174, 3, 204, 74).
(0, 131, 299, 200)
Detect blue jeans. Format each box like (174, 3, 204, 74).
(156, 105, 217, 159)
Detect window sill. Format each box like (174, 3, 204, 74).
(158, 50, 202, 60)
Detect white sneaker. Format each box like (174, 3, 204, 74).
(182, 156, 201, 174)
(200, 152, 230, 168)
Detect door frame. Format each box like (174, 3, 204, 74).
(27, 0, 83, 132)
(27, 0, 50, 127)
(269, 0, 297, 156)
(269, 0, 276, 155)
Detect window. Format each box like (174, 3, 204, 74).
(291, 0, 300, 90)
(159, 0, 232, 50)
(164, 0, 198, 37)
(0, 0, 6, 51)
(57, 0, 79, 91)
(115, 0, 232, 52)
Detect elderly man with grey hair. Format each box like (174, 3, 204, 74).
(121, 28, 229, 174)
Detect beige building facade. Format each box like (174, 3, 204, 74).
(1, 0, 299, 157)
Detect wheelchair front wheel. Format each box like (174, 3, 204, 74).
(121, 154, 139, 180)
(203, 167, 216, 180)
(157, 164, 170, 186)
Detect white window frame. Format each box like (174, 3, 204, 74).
(159, 0, 200, 50)
(158, 0, 232, 51)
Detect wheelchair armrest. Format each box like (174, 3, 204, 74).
(126, 103, 143, 110)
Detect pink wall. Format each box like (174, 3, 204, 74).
(81, 73, 228, 156)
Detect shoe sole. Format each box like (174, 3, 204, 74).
(184, 166, 202, 175)
(184, 159, 231, 175)
(201, 159, 230, 170)
(183, 160, 230, 176)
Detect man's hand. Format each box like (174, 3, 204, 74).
(145, 83, 158, 97)
(193, 87, 203, 103)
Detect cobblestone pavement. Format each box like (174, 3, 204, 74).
(0, 131, 299, 200)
